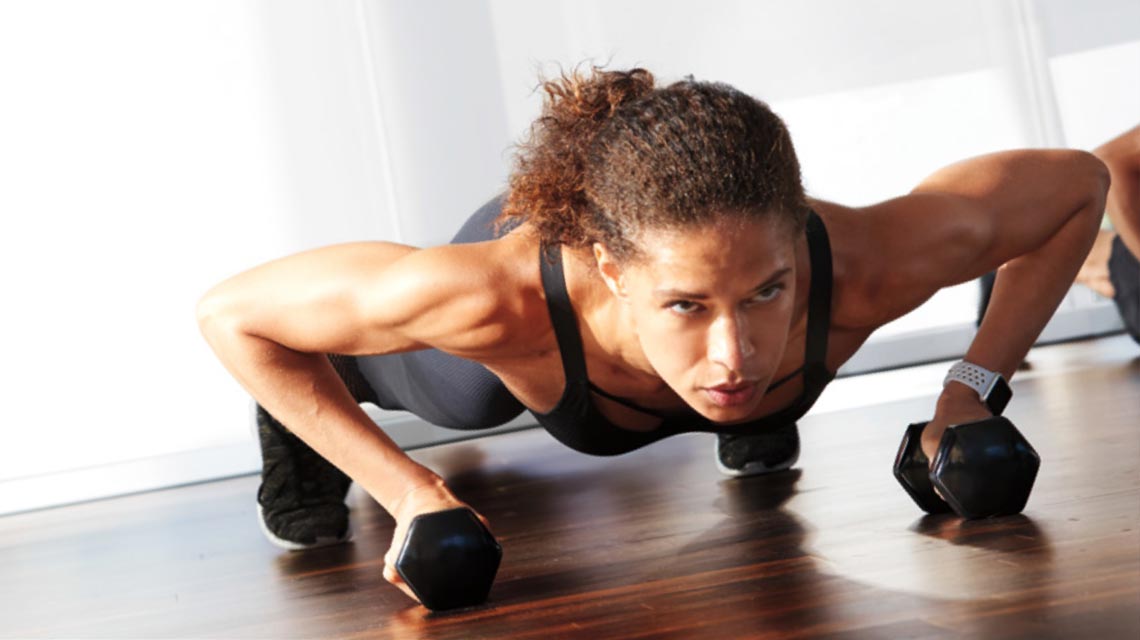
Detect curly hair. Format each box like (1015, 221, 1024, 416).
(499, 65, 809, 262)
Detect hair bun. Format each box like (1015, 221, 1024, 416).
(545, 66, 654, 122)
(501, 66, 655, 247)
(500, 65, 806, 259)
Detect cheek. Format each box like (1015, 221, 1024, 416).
(751, 316, 790, 353)
(634, 313, 706, 378)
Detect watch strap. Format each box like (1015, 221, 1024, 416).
(944, 360, 1010, 415)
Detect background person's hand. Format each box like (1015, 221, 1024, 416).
(382, 480, 493, 605)
(1076, 229, 1118, 299)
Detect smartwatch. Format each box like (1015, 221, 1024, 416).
(943, 360, 1012, 416)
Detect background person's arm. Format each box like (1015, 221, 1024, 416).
(1094, 124, 1140, 259)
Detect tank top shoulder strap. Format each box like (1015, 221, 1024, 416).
(803, 210, 834, 384)
(539, 242, 589, 385)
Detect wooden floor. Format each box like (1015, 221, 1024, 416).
(2, 336, 1138, 639)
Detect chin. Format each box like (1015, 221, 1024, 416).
(693, 397, 757, 424)
(711, 408, 756, 425)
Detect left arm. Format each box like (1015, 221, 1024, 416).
(860, 149, 1110, 458)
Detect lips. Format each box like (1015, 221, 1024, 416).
(702, 382, 758, 407)
(706, 381, 752, 392)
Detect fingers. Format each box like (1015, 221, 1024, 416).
(1077, 266, 1116, 298)
(473, 510, 494, 534)
(454, 500, 494, 535)
(383, 561, 422, 605)
(1091, 278, 1116, 299)
(920, 431, 941, 467)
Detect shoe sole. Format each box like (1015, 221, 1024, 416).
(249, 399, 354, 551)
(256, 504, 353, 551)
(714, 438, 800, 478)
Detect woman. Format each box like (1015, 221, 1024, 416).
(197, 67, 1108, 604)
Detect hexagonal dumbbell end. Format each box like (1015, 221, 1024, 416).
(893, 422, 954, 515)
(930, 416, 1041, 519)
(395, 507, 502, 611)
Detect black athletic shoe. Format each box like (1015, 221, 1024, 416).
(253, 402, 353, 550)
(715, 423, 801, 477)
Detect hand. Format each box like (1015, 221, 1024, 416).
(382, 479, 493, 605)
(920, 383, 994, 471)
(1076, 229, 1117, 299)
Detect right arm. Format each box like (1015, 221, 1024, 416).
(195, 240, 518, 515)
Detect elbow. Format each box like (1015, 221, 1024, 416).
(1060, 152, 1111, 244)
(1074, 150, 1111, 208)
(196, 289, 242, 344)
(1091, 154, 1112, 198)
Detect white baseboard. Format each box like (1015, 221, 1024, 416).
(0, 410, 539, 517)
(840, 303, 1125, 376)
(0, 442, 263, 517)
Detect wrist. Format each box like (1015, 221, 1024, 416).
(937, 381, 989, 414)
(389, 474, 449, 518)
(360, 462, 445, 515)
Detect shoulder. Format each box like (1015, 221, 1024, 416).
(810, 194, 986, 332)
(808, 199, 886, 331)
(367, 230, 549, 359)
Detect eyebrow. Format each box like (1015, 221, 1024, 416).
(653, 267, 793, 300)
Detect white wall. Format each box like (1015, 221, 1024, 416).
(1, 2, 296, 507)
(1, 0, 1136, 515)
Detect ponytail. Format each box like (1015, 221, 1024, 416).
(499, 66, 655, 247)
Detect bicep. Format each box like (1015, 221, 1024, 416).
(859, 149, 1107, 322)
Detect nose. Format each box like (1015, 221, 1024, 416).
(706, 311, 755, 374)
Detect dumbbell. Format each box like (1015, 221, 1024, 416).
(893, 416, 1040, 519)
(395, 507, 502, 611)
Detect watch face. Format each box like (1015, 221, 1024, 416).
(987, 378, 1013, 415)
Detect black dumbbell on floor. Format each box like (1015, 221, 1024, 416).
(395, 507, 502, 611)
(893, 416, 1041, 519)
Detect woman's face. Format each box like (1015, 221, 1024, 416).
(597, 216, 800, 423)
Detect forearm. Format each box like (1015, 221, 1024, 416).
(199, 318, 443, 512)
(923, 186, 1106, 455)
(966, 186, 1107, 380)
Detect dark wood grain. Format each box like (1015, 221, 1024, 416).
(2, 336, 1138, 639)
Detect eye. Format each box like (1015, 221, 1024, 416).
(667, 300, 704, 315)
(749, 284, 785, 304)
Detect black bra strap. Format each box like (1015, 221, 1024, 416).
(539, 242, 589, 384)
(804, 211, 833, 377)
(767, 365, 805, 392)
